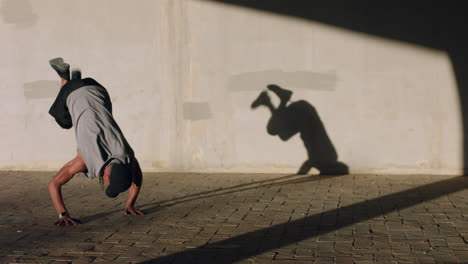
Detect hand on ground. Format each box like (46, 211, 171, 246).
(54, 216, 82, 226)
(124, 206, 145, 216)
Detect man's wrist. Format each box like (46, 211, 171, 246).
(58, 211, 69, 219)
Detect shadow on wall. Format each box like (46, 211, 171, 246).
(251, 84, 348, 175)
(209, 1, 468, 173)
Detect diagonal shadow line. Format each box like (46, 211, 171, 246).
(81, 174, 298, 222)
(152, 173, 301, 205)
(139, 176, 467, 264)
(82, 173, 344, 222)
(140, 174, 345, 215)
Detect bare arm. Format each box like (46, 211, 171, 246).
(48, 153, 86, 225)
(124, 158, 144, 215)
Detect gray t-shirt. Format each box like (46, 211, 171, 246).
(67, 85, 134, 179)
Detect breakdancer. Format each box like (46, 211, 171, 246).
(47, 58, 144, 226)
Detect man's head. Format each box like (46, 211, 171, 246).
(105, 164, 132, 198)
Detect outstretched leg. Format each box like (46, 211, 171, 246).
(251, 89, 296, 138)
(267, 84, 292, 109)
(49, 57, 70, 86)
(71, 69, 81, 80)
(251, 91, 276, 113)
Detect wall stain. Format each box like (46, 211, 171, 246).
(229, 70, 337, 92)
(0, 0, 38, 28)
(183, 102, 212, 120)
(23, 80, 60, 99)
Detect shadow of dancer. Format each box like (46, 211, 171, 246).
(251, 84, 348, 175)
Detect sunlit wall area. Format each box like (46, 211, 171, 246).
(0, 0, 462, 174)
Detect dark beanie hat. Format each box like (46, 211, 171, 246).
(105, 163, 132, 198)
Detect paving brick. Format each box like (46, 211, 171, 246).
(1, 172, 467, 263)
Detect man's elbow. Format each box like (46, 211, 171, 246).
(48, 179, 61, 190)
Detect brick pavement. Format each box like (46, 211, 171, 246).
(0, 172, 467, 263)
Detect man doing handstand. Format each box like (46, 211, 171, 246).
(47, 57, 144, 226)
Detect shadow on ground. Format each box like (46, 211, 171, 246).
(82, 173, 343, 223)
(139, 176, 467, 263)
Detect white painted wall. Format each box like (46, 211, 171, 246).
(0, 0, 462, 174)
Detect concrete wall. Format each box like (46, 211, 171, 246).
(0, 0, 462, 174)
